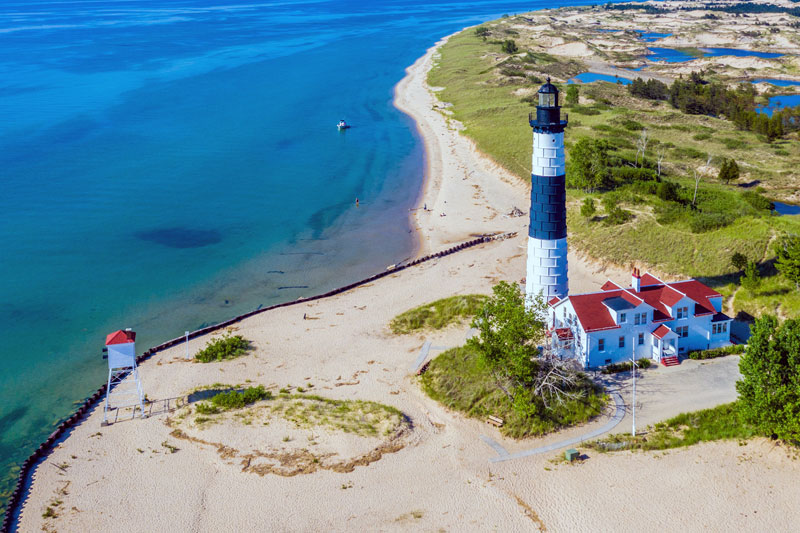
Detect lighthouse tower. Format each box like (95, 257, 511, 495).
(526, 78, 568, 303)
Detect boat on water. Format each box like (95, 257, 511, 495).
(337, 119, 350, 130)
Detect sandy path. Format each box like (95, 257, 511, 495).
(17, 32, 800, 533)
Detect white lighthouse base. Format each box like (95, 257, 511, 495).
(525, 236, 568, 303)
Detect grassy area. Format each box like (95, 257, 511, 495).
(429, 25, 800, 317)
(195, 333, 250, 363)
(586, 402, 759, 452)
(181, 387, 406, 438)
(420, 346, 606, 438)
(390, 294, 488, 334)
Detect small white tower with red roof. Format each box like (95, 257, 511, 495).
(103, 329, 145, 425)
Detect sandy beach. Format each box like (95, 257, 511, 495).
(16, 34, 800, 533)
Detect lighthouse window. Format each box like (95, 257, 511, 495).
(539, 92, 555, 107)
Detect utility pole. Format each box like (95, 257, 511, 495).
(631, 352, 637, 437)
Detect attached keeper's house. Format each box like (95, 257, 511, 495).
(548, 269, 732, 368)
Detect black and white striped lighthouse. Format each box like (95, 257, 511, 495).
(526, 78, 568, 302)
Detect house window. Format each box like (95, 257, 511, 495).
(638, 333, 644, 345)
(723, 322, 727, 333)
(677, 326, 688, 338)
(655, 338, 660, 348)
(712, 323, 718, 334)
(641, 312, 647, 323)
(634, 314, 640, 325)
(676, 306, 688, 319)
(619, 313, 626, 324)
(598, 338, 605, 352)
(619, 336, 625, 348)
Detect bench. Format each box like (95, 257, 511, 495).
(486, 415, 504, 427)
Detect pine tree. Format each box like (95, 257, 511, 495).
(741, 261, 762, 292)
(736, 315, 800, 443)
(580, 197, 596, 219)
(775, 235, 800, 290)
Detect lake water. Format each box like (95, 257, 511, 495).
(0, 0, 610, 514)
(635, 30, 671, 42)
(757, 94, 800, 116)
(700, 47, 783, 59)
(646, 46, 785, 64)
(752, 79, 800, 87)
(569, 72, 632, 85)
(774, 202, 800, 216)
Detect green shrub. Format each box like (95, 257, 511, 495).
(571, 106, 601, 116)
(601, 358, 652, 374)
(196, 385, 272, 414)
(420, 346, 606, 438)
(693, 132, 712, 141)
(390, 294, 489, 334)
(672, 146, 707, 160)
(195, 334, 250, 363)
(656, 181, 680, 202)
(620, 119, 644, 131)
(195, 402, 220, 415)
(604, 207, 633, 225)
(688, 344, 745, 360)
(611, 167, 657, 184)
(742, 191, 773, 211)
(500, 67, 525, 78)
(688, 212, 735, 233)
(719, 137, 748, 150)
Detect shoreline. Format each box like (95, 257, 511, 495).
(15, 19, 800, 532)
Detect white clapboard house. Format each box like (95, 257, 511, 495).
(547, 269, 732, 368)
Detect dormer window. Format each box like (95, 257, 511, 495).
(676, 306, 688, 319)
(619, 312, 626, 324)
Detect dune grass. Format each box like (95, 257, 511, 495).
(184, 387, 405, 438)
(420, 346, 607, 438)
(429, 25, 800, 317)
(586, 402, 759, 452)
(390, 294, 488, 334)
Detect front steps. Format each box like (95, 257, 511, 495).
(661, 355, 680, 367)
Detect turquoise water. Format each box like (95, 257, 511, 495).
(1, 0, 612, 513)
(569, 72, 632, 85)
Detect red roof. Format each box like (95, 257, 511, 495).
(569, 291, 625, 332)
(106, 330, 135, 345)
(670, 280, 721, 316)
(652, 325, 672, 340)
(566, 274, 722, 332)
(601, 281, 621, 291)
(548, 296, 561, 306)
(640, 273, 662, 287)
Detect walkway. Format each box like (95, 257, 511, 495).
(481, 391, 625, 463)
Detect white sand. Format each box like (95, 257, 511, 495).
(18, 31, 800, 533)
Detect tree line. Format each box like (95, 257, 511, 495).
(628, 73, 797, 142)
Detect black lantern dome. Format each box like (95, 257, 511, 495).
(529, 77, 568, 133)
(537, 77, 559, 107)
